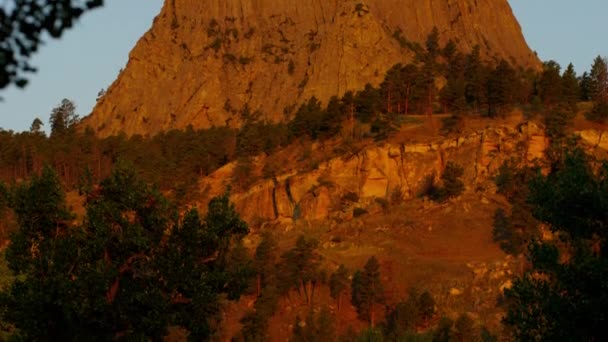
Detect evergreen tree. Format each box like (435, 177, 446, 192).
(280, 235, 323, 305)
(492, 207, 519, 255)
(49, 98, 79, 137)
(579, 71, 592, 101)
(254, 231, 279, 296)
(452, 314, 477, 342)
(587, 56, 608, 122)
(29, 118, 44, 134)
(440, 51, 467, 113)
(486, 59, 517, 117)
(589, 55, 608, 102)
(561, 63, 580, 109)
(504, 147, 608, 341)
(439, 161, 465, 200)
(0, 165, 251, 340)
(464, 45, 487, 112)
(538, 61, 563, 108)
(329, 264, 349, 311)
(351, 256, 385, 327)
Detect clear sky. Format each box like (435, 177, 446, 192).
(0, 0, 607, 132)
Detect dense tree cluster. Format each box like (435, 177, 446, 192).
(0, 165, 251, 340)
(504, 146, 608, 341)
(492, 161, 540, 256)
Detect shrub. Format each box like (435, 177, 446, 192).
(441, 161, 465, 199)
(353, 207, 368, 217)
(420, 162, 464, 202)
(341, 191, 359, 203)
(374, 197, 389, 211)
(493, 208, 519, 255)
(585, 100, 608, 122)
(441, 114, 464, 135)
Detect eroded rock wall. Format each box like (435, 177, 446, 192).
(84, 0, 539, 137)
(197, 122, 550, 223)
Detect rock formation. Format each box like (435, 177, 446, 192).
(195, 121, 552, 224)
(84, 0, 539, 136)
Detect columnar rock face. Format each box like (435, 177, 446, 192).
(84, 0, 539, 136)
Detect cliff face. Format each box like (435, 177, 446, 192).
(85, 0, 539, 136)
(194, 122, 551, 224)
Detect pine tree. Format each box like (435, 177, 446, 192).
(486, 59, 517, 117)
(280, 235, 323, 305)
(329, 264, 349, 311)
(504, 147, 608, 341)
(254, 231, 279, 296)
(49, 98, 79, 137)
(589, 55, 608, 102)
(29, 118, 44, 134)
(587, 56, 608, 122)
(351, 256, 385, 327)
(0, 165, 252, 340)
(538, 61, 563, 108)
(465, 45, 487, 113)
(561, 63, 580, 109)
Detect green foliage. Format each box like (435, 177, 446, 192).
(279, 235, 323, 305)
(432, 317, 454, 342)
(420, 163, 464, 203)
(342, 191, 360, 203)
(494, 161, 540, 255)
(440, 114, 464, 135)
(352, 256, 385, 326)
(492, 208, 520, 255)
(538, 61, 563, 108)
(452, 314, 477, 342)
(417, 290, 436, 321)
(561, 63, 580, 108)
(504, 147, 608, 341)
(292, 307, 336, 342)
(586, 99, 608, 122)
(441, 162, 465, 199)
(329, 265, 349, 309)
(486, 60, 517, 117)
(254, 231, 279, 294)
(353, 207, 369, 218)
(0, 0, 104, 90)
(0, 165, 251, 340)
(384, 290, 436, 340)
(49, 98, 79, 137)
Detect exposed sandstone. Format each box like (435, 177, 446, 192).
(196, 122, 559, 224)
(84, 0, 539, 137)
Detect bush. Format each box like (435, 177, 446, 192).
(418, 174, 440, 199)
(420, 162, 464, 202)
(374, 197, 389, 211)
(441, 114, 464, 135)
(353, 207, 368, 218)
(492, 208, 520, 255)
(441, 162, 464, 199)
(341, 191, 359, 203)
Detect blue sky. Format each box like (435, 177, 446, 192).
(0, 0, 607, 132)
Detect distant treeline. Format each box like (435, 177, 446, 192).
(1, 29, 606, 197)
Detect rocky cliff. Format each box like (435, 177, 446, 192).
(84, 0, 539, 136)
(194, 121, 552, 224)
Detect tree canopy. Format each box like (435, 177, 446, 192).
(1, 0, 104, 90)
(0, 164, 251, 340)
(504, 147, 608, 341)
